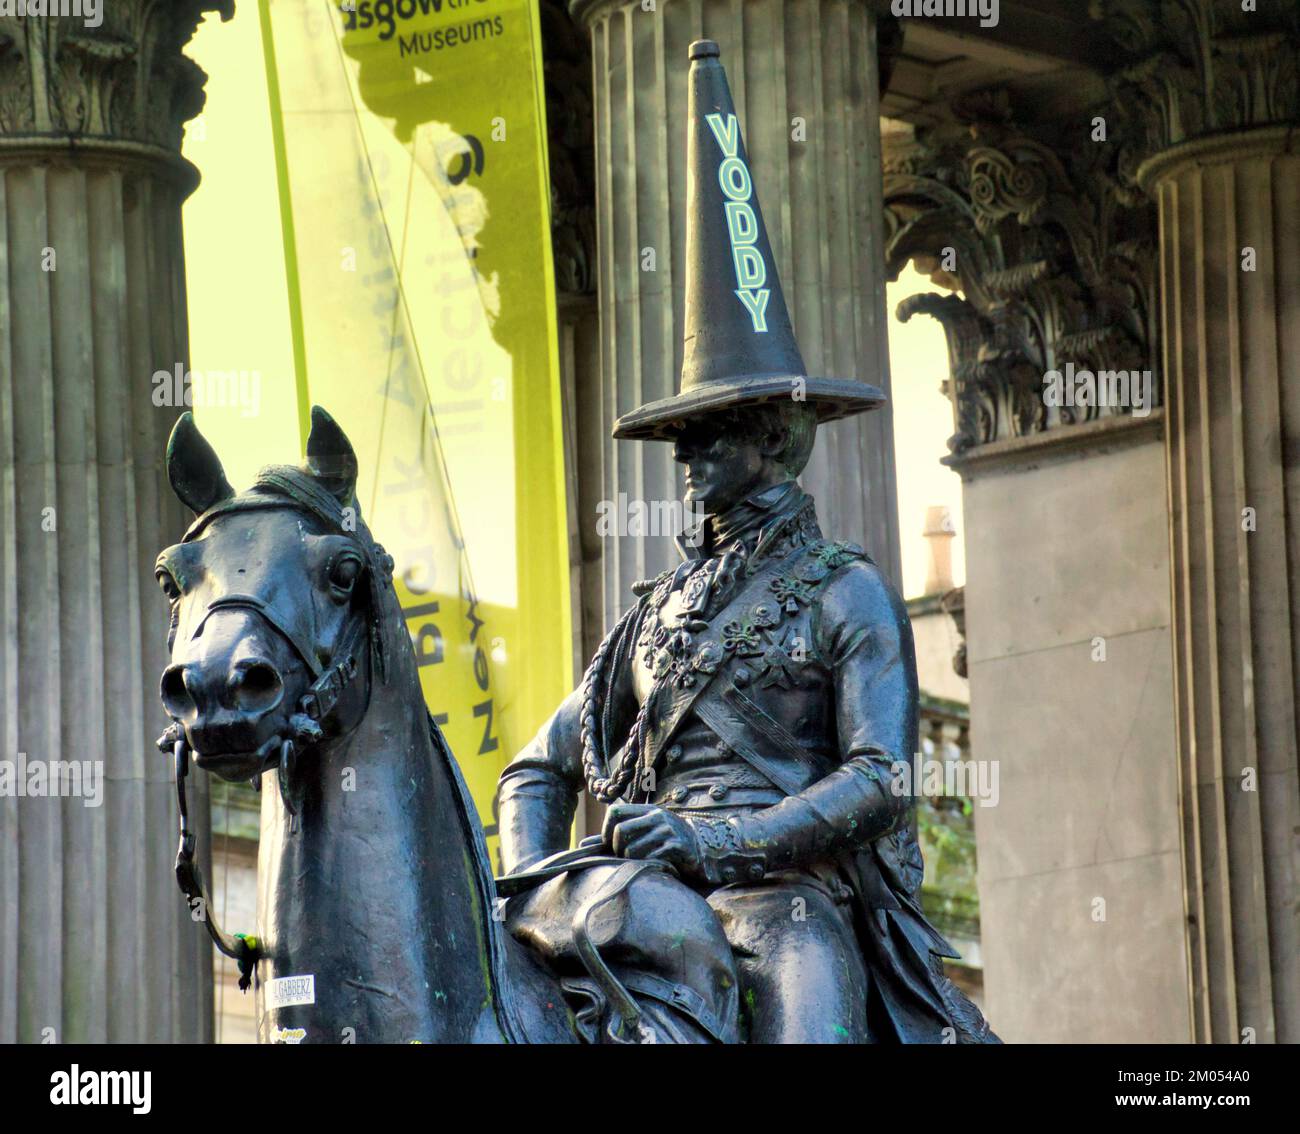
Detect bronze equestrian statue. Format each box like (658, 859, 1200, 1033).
(154, 40, 996, 1044)
(157, 406, 579, 1042)
(157, 404, 743, 1043)
(495, 40, 999, 1044)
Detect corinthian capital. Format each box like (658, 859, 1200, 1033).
(0, 0, 233, 150)
(1090, 0, 1299, 166)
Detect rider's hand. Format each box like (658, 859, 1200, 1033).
(602, 803, 704, 876)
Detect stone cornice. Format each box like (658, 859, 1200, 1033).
(0, 0, 233, 151)
(942, 407, 1164, 481)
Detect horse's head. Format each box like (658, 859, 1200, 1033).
(156, 407, 393, 785)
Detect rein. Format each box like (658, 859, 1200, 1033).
(162, 728, 258, 987)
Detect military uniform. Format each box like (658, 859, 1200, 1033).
(499, 481, 996, 1043)
(498, 38, 997, 1043)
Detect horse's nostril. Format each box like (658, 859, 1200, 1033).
(230, 660, 283, 714)
(160, 665, 194, 719)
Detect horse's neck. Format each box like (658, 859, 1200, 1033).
(257, 650, 510, 1043)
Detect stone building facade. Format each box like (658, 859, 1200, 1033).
(548, 0, 1299, 1044)
(1, 0, 1294, 1043)
(0, 0, 232, 1043)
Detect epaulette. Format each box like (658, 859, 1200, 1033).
(631, 570, 669, 597)
(809, 539, 867, 571)
(632, 560, 690, 597)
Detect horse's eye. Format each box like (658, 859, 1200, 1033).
(328, 555, 362, 594)
(156, 570, 181, 602)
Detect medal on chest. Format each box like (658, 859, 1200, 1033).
(637, 540, 864, 693)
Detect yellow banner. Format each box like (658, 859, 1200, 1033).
(191, 0, 569, 863)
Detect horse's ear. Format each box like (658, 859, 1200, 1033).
(167, 412, 235, 516)
(305, 405, 358, 507)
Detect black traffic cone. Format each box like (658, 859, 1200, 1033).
(614, 39, 885, 441)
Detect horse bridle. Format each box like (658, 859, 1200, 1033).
(156, 564, 374, 990)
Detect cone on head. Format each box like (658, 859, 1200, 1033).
(613, 39, 886, 441)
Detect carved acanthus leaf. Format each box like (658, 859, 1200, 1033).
(884, 98, 1160, 455)
(0, 1, 231, 148)
(1090, 0, 1300, 166)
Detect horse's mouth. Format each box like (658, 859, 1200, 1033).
(191, 734, 284, 781)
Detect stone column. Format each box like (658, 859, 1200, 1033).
(1149, 138, 1300, 1045)
(1095, 0, 1300, 1043)
(880, 30, 1200, 1039)
(570, 0, 902, 628)
(0, 2, 230, 1043)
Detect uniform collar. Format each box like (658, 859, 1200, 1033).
(677, 480, 803, 561)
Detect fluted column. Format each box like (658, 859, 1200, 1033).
(1149, 136, 1300, 1045)
(572, 0, 901, 626)
(0, 2, 231, 1043)
(1092, 0, 1300, 1043)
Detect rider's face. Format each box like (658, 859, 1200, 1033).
(672, 414, 772, 516)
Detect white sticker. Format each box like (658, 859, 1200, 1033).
(270, 1026, 307, 1045)
(266, 974, 316, 1008)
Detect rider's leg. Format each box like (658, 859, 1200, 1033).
(708, 871, 870, 1043)
(506, 861, 743, 1043)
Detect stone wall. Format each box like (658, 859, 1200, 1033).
(961, 422, 1190, 1042)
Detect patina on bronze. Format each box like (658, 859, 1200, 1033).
(496, 40, 1000, 1043)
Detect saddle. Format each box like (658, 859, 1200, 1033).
(497, 840, 740, 1044)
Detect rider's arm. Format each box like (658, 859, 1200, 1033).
(497, 690, 586, 874)
(686, 559, 917, 883)
(498, 602, 644, 874)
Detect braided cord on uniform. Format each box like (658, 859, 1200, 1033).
(580, 600, 645, 802)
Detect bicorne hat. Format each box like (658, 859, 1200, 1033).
(612, 39, 886, 441)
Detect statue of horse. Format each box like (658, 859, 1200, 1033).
(154, 407, 737, 1044)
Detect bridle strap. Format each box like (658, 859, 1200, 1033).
(166, 468, 393, 992)
(194, 593, 324, 680)
(170, 735, 258, 988)
(297, 611, 368, 724)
